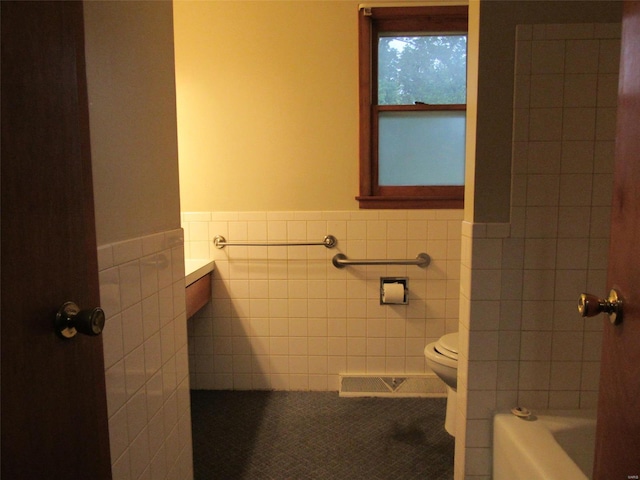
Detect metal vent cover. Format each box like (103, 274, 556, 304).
(339, 375, 446, 398)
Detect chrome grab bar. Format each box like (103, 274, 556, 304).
(214, 234, 337, 249)
(332, 253, 431, 269)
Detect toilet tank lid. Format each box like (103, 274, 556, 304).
(438, 333, 459, 354)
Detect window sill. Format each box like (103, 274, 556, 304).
(356, 195, 464, 209)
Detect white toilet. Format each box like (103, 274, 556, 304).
(424, 332, 459, 436)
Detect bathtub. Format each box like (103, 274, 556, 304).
(493, 409, 597, 480)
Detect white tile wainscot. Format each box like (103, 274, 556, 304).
(98, 228, 193, 480)
(183, 209, 464, 392)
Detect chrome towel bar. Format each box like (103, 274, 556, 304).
(332, 253, 431, 269)
(214, 235, 337, 249)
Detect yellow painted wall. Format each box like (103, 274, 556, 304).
(174, 1, 360, 211)
(174, 1, 476, 212)
(174, 0, 621, 219)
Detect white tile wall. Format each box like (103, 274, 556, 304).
(98, 229, 193, 480)
(512, 22, 618, 409)
(456, 23, 619, 480)
(183, 210, 463, 391)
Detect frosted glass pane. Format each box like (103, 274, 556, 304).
(378, 111, 466, 186)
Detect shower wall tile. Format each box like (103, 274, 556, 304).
(507, 23, 618, 411)
(183, 210, 463, 392)
(98, 229, 192, 480)
(565, 39, 600, 73)
(458, 23, 619, 479)
(531, 40, 565, 73)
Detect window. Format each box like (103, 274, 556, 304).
(357, 6, 468, 209)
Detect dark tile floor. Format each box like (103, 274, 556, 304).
(191, 390, 454, 479)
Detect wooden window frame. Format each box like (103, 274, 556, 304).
(357, 6, 468, 209)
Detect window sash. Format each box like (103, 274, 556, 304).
(357, 6, 468, 209)
(377, 109, 466, 186)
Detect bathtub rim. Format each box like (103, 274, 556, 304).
(492, 408, 597, 480)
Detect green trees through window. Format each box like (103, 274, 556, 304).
(378, 35, 467, 106)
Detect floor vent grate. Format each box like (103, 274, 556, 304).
(339, 375, 446, 398)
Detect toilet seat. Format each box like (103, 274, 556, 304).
(435, 333, 458, 361)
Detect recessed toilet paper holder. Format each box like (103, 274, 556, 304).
(380, 277, 408, 305)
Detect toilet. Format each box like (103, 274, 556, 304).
(424, 332, 458, 436)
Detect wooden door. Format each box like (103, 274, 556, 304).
(1, 2, 112, 478)
(593, 1, 640, 478)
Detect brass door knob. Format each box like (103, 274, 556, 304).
(578, 289, 623, 325)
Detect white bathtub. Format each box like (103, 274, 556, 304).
(493, 409, 597, 480)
